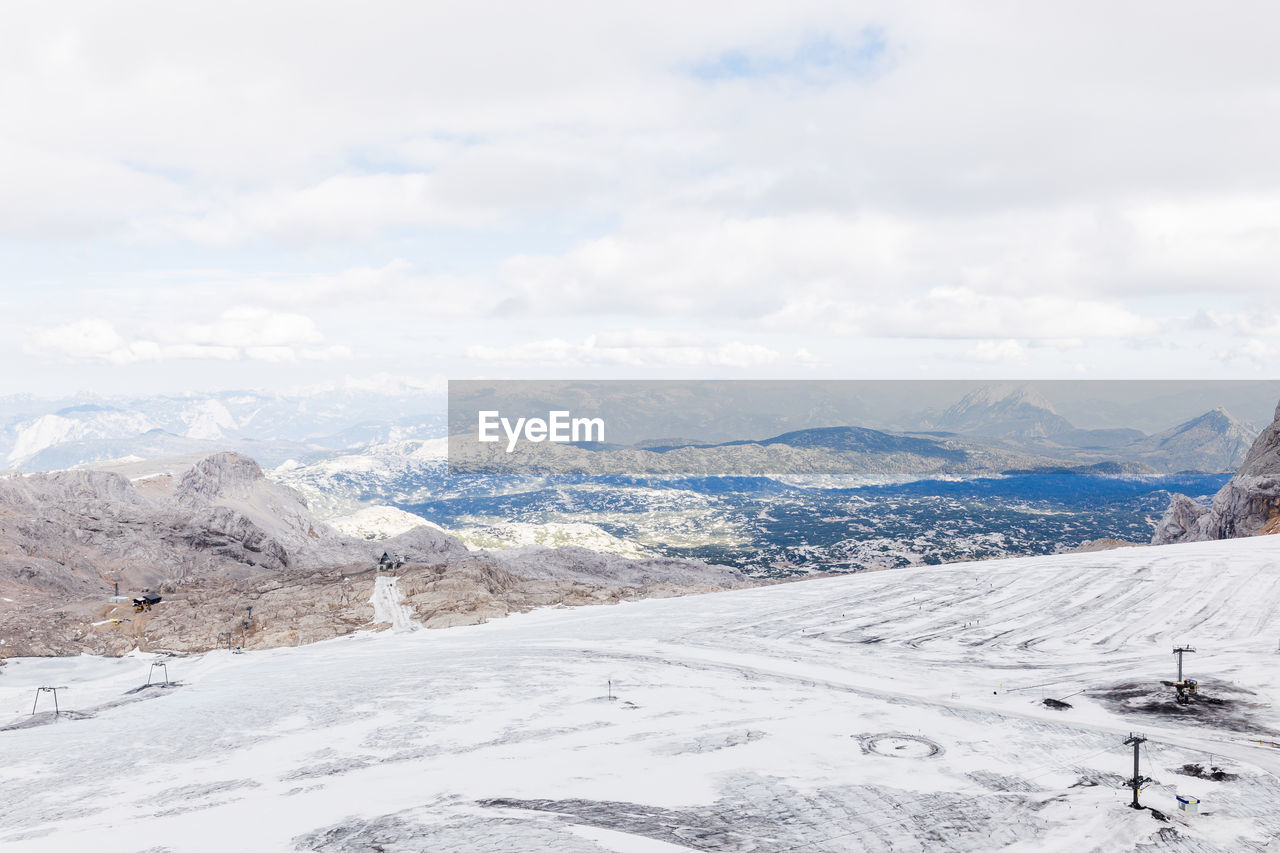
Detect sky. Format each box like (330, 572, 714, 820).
(3, 1, 1280, 396)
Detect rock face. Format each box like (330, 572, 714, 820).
(0, 452, 745, 658)
(1152, 400, 1280, 544)
(1150, 494, 1212, 544)
(0, 558, 741, 658)
(0, 452, 484, 596)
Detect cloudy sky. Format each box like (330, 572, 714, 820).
(4, 1, 1279, 395)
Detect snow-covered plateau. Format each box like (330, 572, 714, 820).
(2, 535, 1279, 852)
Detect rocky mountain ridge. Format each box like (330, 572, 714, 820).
(1152, 399, 1280, 544)
(1132, 406, 1258, 474)
(0, 451, 744, 659)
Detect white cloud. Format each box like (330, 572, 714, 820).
(182, 307, 323, 349)
(1215, 339, 1275, 373)
(28, 319, 127, 362)
(155, 174, 500, 245)
(1195, 310, 1280, 338)
(6, 2, 1280, 248)
(152, 261, 500, 319)
(497, 213, 913, 318)
(592, 329, 701, 348)
(6, 2, 1280, 385)
(466, 333, 782, 369)
(0, 142, 180, 237)
(1120, 195, 1280, 293)
(26, 309, 349, 365)
(488, 214, 1161, 341)
(965, 340, 1027, 363)
(853, 287, 1160, 340)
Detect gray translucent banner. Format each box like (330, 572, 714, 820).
(447, 380, 1280, 478)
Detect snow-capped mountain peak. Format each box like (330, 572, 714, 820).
(179, 399, 238, 441)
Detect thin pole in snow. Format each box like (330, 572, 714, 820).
(1124, 733, 1151, 809)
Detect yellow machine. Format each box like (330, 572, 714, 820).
(132, 593, 162, 612)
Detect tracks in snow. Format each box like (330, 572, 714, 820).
(369, 575, 418, 633)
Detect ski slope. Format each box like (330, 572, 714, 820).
(369, 575, 418, 633)
(2, 537, 1280, 852)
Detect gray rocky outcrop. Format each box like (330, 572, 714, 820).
(1152, 399, 1280, 544)
(0, 557, 741, 658)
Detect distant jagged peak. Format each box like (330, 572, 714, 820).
(950, 383, 1059, 414)
(962, 384, 1049, 407)
(7, 408, 158, 465)
(935, 383, 1071, 438)
(1154, 406, 1256, 443)
(1185, 406, 1240, 426)
(179, 398, 238, 441)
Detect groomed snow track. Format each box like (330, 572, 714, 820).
(369, 574, 418, 633)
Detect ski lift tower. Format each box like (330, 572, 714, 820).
(1172, 646, 1198, 704)
(1124, 733, 1151, 809)
(1173, 646, 1195, 682)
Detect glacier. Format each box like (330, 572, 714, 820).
(2, 535, 1279, 851)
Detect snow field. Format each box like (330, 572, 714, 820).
(1, 536, 1279, 851)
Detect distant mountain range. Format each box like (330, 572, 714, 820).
(453, 399, 1260, 479)
(451, 379, 1280, 442)
(0, 383, 1267, 478)
(924, 385, 1259, 474)
(932, 384, 1075, 438)
(0, 389, 445, 470)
